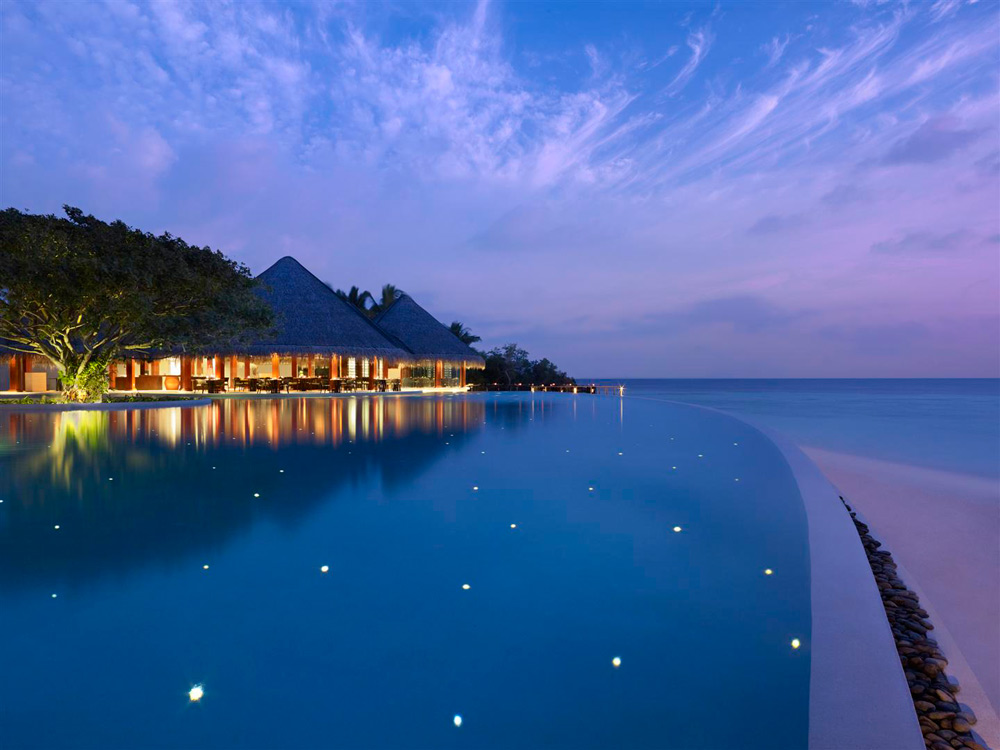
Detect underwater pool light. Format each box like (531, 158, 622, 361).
(673, 526, 682, 533)
(453, 715, 462, 727)
(612, 656, 621, 668)
(189, 684, 204, 702)
(791, 639, 801, 649)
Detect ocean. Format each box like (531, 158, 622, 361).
(590, 379, 1000, 480)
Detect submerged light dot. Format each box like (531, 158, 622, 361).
(612, 656, 621, 668)
(791, 639, 801, 650)
(51, 593, 57, 599)
(472, 486, 478, 491)
(320, 565, 329, 573)
(53, 525, 60, 530)
(462, 584, 471, 590)
(453, 715, 462, 728)
(253, 493, 260, 498)
(189, 684, 204, 702)
(765, 569, 773, 576)
(510, 523, 517, 529)
(202, 565, 209, 570)
(673, 526, 682, 533)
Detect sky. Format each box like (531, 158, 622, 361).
(2, 0, 998, 377)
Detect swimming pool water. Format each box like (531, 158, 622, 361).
(0, 394, 811, 748)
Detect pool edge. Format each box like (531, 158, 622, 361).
(750, 426, 925, 750)
(620, 394, 924, 749)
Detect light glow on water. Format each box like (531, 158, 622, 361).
(673, 526, 682, 533)
(453, 715, 462, 727)
(461, 584, 471, 590)
(791, 639, 801, 649)
(320, 565, 329, 573)
(612, 656, 621, 668)
(188, 684, 204, 702)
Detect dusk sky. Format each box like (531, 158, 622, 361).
(2, 0, 998, 377)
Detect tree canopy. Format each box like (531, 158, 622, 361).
(0, 205, 273, 400)
(473, 343, 574, 386)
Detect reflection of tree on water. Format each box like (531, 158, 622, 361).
(0, 397, 487, 593)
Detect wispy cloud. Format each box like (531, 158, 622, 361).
(1, 0, 997, 376)
(665, 27, 713, 96)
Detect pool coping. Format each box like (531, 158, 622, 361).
(762, 427, 924, 750)
(625, 395, 924, 749)
(0, 398, 212, 412)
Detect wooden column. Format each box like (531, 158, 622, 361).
(290, 355, 298, 378)
(329, 354, 336, 384)
(434, 360, 442, 388)
(9, 354, 24, 392)
(271, 353, 280, 379)
(243, 357, 250, 378)
(307, 355, 315, 377)
(180, 356, 193, 391)
(229, 355, 237, 388)
(126, 359, 136, 391)
(368, 357, 376, 391)
(213, 355, 223, 381)
(460, 362, 467, 388)
(150, 359, 159, 376)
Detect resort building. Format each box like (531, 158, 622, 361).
(2, 256, 484, 394)
(374, 294, 485, 388)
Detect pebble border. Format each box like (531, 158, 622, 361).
(842, 497, 988, 750)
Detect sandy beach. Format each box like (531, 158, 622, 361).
(804, 447, 1000, 748)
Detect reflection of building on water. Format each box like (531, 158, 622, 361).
(0, 397, 489, 592)
(1, 396, 484, 453)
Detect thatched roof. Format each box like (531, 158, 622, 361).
(242, 257, 413, 359)
(374, 294, 485, 367)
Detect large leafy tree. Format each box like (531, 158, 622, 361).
(0, 206, 273, 401)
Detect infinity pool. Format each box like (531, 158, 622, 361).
(0, 394, 811, 748)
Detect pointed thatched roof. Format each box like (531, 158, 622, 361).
(374, 294, 485, 366)
(244, 257, 412, 359)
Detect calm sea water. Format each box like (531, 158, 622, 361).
(0, 394, 810, 749)
(591, 379, 1000, 480)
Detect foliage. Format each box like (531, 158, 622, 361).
(334, 283, 403, 319)
(448, 321, 481, 345)
(0, 205, 274, 402)
(57, 359, 111, 403)
(334, 285, 375, 316)
(471, 343, 574, 386)
(0, 395, 59, 404)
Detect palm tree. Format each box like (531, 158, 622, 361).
(449, 321, 481, 345)
(372, 284, 403, 316)
(334, 286, 374, 315)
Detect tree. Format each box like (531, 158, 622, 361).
(473, 344, 574, 387)
(0, 206, 274, 402)
(448, 321, 481, 345)
(374, 284, 402, 315)
(335, 285, 374, 316)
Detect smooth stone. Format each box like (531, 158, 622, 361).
(952, 717, 972, 733)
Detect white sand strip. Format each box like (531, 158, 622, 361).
(804, 447, 1000, 748)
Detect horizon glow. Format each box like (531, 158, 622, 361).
(1, 0, 998, 377)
